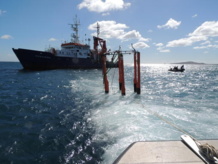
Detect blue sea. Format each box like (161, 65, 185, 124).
(0, 62, 218, 164)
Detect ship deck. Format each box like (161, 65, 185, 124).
(113, 139, 218, 164)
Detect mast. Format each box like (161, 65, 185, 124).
(69, 15, 80, 43)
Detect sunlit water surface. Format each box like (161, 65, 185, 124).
(0, 62, 217, 163)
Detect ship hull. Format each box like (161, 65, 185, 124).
(13, 48, 116, 70)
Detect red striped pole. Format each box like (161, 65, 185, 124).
(136, 52, 141, 94)
(121, 54, 125, 95)
(102, 54, 109, 93)
(134, 52, 137, 92)
(118, 55, 122, 91)
(118, 53, 125, 95)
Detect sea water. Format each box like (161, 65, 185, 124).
(0, 62, 218, 164)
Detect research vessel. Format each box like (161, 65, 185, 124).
(13, 17, 117, 70)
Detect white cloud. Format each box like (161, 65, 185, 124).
(193, 46, 207, 49)
(102, 12, 110, 16)
(154, 42, 170, 53)
(131, 42, 149, 49)
(190, 21, 218, 37)
(194, 44, 218, 49)
(167, 35, 207, 47)
(0, 9, 6, 15)
(78, 0, 131, 13)
(89, 21, 150, 50)
(119, 30, 149, 42)
(192, 14, 198, 18)
(89, 20, 128, 39)
(119, 30, 140, 41)
(157, 18, 181, 29)
(155, 43, 164, 47)
(1, 35, 13, 39)
(139, 37, 149, 42)
(166, 21, 218, 47)
(89, 21, 149, 43)
(49, 38, 57, 41)
(157, 47, 170, 53)
(201, 40, 211, 45)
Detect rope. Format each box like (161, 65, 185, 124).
(140, 103, 194, 138)
(198, 143, 218, 163)
(140, 102, 218, 163)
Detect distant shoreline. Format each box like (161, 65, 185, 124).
(171, 61, 205, 65)
(1, 61, 218, 65)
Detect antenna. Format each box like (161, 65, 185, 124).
(96, 22, 100, 37)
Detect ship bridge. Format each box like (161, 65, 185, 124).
(55, 42, 91, 58)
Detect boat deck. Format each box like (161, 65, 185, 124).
(114, 139, 218, 164)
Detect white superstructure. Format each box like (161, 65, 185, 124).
(49, 16, 93, 59)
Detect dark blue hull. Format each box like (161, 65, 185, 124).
(168, 69, 185, 72)
(13, 48, 116, 70)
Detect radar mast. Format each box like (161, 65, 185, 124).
(69, 15, 80, 43)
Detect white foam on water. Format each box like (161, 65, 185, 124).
(88, 94, 188, 163)
(71, 65, 218, 163)
(90, 95, 218, 163)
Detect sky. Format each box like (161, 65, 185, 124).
(1, 0, 218, 64)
